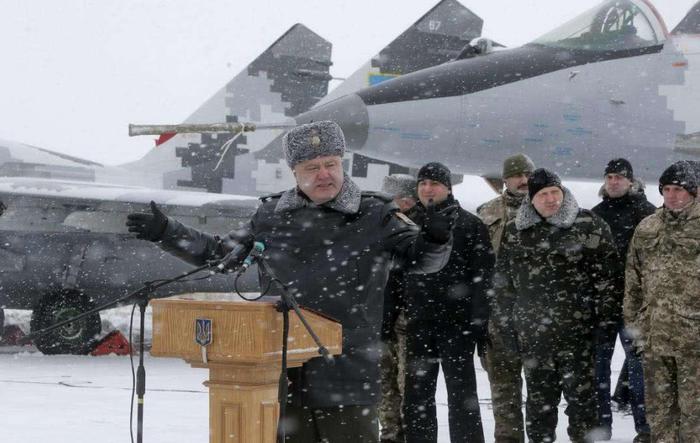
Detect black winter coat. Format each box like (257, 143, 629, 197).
(157, 184, 450, 407)
(404, 197, 495, 338)
(591, 185, 657, 259)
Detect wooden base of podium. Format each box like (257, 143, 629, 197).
(150, 297, 342, 443)
(197, 364, 299, 443)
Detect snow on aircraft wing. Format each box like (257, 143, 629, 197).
(0, 177, 258, 233)
(0, 177, 256, 206)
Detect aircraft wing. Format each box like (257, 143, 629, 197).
(0, 177, 258, 234)
(0, 137, 118, 182)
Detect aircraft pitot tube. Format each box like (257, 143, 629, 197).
(128, 121, 294, 137)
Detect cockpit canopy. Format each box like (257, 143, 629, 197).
(531, 0, 667, 51)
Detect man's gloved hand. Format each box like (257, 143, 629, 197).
(126, 201, 168, 241)
(422, 199, 458, 243)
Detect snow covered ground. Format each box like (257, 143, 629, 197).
(0, 306, 639, 442)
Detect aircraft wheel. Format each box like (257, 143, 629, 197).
(30, 290, 101, 355)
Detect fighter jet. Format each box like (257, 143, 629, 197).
(286, 0, 700, 188)
(0, 0, 485, 354)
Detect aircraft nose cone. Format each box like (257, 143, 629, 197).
(294, 93, 369, 152)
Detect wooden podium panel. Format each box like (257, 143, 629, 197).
(150, 295, 342, 443)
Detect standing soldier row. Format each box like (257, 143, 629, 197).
(377, 156, 700, 443)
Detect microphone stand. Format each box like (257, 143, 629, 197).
(252, 253, 331, 443)
(21, 257, 233, 443)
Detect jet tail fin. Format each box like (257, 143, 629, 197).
(120, 24, 332, 193)
(672, 1, 700, 34)
(250, 0, 482, 194)
(317, 0, 483, 106)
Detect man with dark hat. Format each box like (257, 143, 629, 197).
(379, 173, 418, 443)
(126, 121, 456, 443)
(477, 153, 535, 443)
(625, 161, 700, 442)
(492, 168, 620, 443)
(402, 162, 494, 443)
(591, 158, 655, 442)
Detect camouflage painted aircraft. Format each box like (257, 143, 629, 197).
(0, 0, 483, 353)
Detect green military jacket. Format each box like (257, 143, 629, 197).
(477, 190, 524, 255)
(624, 201, 700, 356)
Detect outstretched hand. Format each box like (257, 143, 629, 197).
(126, 201, 168, 241)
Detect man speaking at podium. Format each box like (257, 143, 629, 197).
(126, 121, 455, 442)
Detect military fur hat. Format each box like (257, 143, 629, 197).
(382, 174, 417, 199)
(528, 168, 562, 199)
(658, 161, 698, 197)
(283, 121, 346, 168)
(502, 153, 535, 179)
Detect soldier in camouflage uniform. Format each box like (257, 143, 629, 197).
(477, 153, 535, 443)
(625, 161, 700, 442)
(493, 168, 620, 443)
(379, 174, 418, 443)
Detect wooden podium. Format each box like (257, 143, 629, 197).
(150, 295, 342, 443)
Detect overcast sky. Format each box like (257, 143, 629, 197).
(1, 0, 696, 166)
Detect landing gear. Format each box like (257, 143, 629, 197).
(30, 290, 101, 355)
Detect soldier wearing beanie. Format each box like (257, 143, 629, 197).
(403, 162, 494, 443)
(378, 173, 418, 443)
(127, 121, 457, 443)
(492, 168, 620, 443)
(625, 161, 700, 441)
(658, 160, 698, 199)
(477, 153, 534, 443)
(592, 158, 655, 441)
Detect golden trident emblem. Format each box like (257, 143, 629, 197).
(310, 133, 321, 148)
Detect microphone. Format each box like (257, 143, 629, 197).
(237, 241, 265, 274)
(216, 235, 254, 272)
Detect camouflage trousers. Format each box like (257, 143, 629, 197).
(485, 335, 525, 443)
(522, 345, 597, 443)
(379, 310, 407, 443)
(643, 353, 700, 443)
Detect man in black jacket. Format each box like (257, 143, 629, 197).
(126, 121, 455, 443)
(402, 162, 494, 443)
(591, 158, 655, 442)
